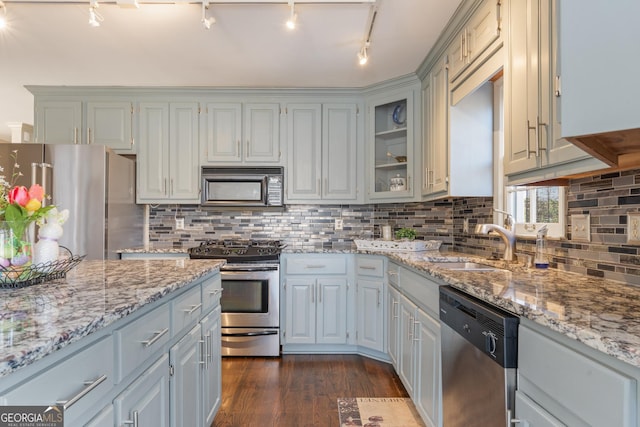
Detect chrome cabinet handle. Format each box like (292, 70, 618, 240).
(387, 271, 398, 277)
(170, 179, 174, 196)
(207, 332, 212, 364)
(209, 288, 223, 296)
(359, 265, 376, 270)
(459, 32, 464, 61)
(199, 339, 207, 367)
(141, 327, 169, 348)
(526, 119, 537, 158)
(536, 116, 548, 155)
(377, 289, 381, 307)
(183, 303, 202, 315)
(413, 320, 420, 342)
(393, 301, 399, 319)
(74, 127, 79, 144)
(246, 140, 250, 154)
(163, 178, 167, 195)
(56, 374, 107, 410)
(407, 175, 411, 191)
(311, 283, 315, 303)
(123, 411, 139, 427)
(305, 265, 326, 269)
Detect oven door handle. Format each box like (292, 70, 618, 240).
(221, 331, 279, 337)
(222, 266, 279, 272)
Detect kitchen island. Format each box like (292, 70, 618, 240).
(0, 258, 225, 426)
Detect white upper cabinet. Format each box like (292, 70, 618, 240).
(137, 102, 200, 204)
(86, 101, 134, 151)
(504, 0, 604, 183)
(286, 102, 361, 204)
(201, 102, 282, 165)
(366, 88, 418, 202)
(34, 99, 134, 153)
(558, 0, 640, 168)
(447, 0, 502, 82)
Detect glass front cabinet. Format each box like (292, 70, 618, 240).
(367, 89, 417, 201)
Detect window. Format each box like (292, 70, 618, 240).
(506, 185, 566, 238)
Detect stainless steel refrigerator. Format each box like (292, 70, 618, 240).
(0, 143, 143, 260)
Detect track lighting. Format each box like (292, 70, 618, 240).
(357, 44, 368, 65)
(88, 0, 103, 27)
(286, 0, 296, 30)
(0, 1, 7, 30)
(201, 0, 215, 29)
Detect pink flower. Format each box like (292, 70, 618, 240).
(8, 186, 29, 207)
(28, 184, 44, 202)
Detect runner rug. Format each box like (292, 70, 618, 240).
(337, 397, 425, 426)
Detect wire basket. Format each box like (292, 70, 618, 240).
(0, 247, 85, 289)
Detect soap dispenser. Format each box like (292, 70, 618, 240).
(535, 225, 549, 269)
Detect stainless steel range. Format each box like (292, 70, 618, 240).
(188, 240, 283, 357)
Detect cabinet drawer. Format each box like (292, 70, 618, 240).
(285, 255, 347, 275)
(356, 256, 385, 278)
(519, 325, 636, 427)
(2, 336, 114, 423)
(202, 275, 222, 314)
(172, 285, 202, 335)
(400, 267, 440, 317)
(115, 304, 170, 383)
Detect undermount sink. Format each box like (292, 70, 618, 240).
(429, 261, 505, 272)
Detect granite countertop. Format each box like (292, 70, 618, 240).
(0, 259, 225, 378)
(118, 243, 640, 368)
(384, 251, 640, 369)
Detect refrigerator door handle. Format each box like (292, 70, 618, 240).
(31, 162, 53, 205)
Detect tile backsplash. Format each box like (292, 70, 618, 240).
(149, 169, 640, 286)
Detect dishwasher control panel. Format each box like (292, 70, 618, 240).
(439, 285, 519, 368)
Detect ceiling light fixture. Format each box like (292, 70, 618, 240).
(285, 0, 296, 30)
(357, 2, 377, 66)
(201, 0, 215, 29)
(88, 0, 103, 27)
(0, 1, 7, 30)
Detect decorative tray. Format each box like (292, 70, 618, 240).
(354, 239, 442, 252)
(0, 251, 85, 289)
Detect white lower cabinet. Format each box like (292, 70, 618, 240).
(387, 262, 442, 427)
(517, 320, 637, 427)
(282, 254, 352, 349)
(114, 354, 170, 427)
(355, 255, 386, 353)
(202, 306, 222, 427)
(170, 324, 202, 427)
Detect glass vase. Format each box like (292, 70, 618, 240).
(0, 221, 34, 269)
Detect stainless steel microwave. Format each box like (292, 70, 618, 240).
(201, 167, 284, 207)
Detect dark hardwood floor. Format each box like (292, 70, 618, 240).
(212, 354, 410, 426)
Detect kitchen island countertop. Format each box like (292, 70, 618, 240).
(0, 259, 225, 378)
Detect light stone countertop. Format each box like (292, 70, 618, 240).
(0, 259, 225, 378)
(120, 244, 640, 369)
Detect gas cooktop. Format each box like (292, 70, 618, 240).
(188, 239, 285, 263)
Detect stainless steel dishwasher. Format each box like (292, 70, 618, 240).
(439, 286, 519, 426)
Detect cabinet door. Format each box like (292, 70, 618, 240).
(322, 103, 358, 200)
(202, 306, 222, 427)
(466, 0, 501, 64)
(170, 324, 202, 427)
(356, 278, 384, 352)
(169, 102, 200, 202)
(414, 308, 441, 427)
(284, 278, 316, 344)
(387, 286, 401, 369)
(138, 102, 169, 201)
(398, 296, 416, 397)
(244, 103, 281, 163)
(114, 354, 170, 427)
(286, 104, 322, 200)
(35, 100, 82, 144)
(515, 391, 564, 427)
(86, 101, 133, 152)
(429, 58, 449, 195)
(202, 103, 242, 163)
(317, 277, 348, 345)
(84, 405, 113, 427)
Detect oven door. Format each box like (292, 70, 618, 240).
(220, 266, 279, 328)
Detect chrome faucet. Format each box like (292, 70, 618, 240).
(475, 223, 517, 261)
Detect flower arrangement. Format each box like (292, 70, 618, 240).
(0, 151, 55, 268)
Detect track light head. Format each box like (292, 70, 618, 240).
(358, 45, 368, 66)
(286, 1, 296, 30)
(201, 0, 215, 30)
(0, 1, 7, 30)
(88, 0, 103, 27)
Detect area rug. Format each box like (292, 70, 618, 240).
(337, 397, 425, 426)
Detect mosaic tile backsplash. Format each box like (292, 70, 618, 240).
(149, 168, 640, 286)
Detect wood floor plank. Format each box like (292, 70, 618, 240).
(212, 354, 409, 427)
